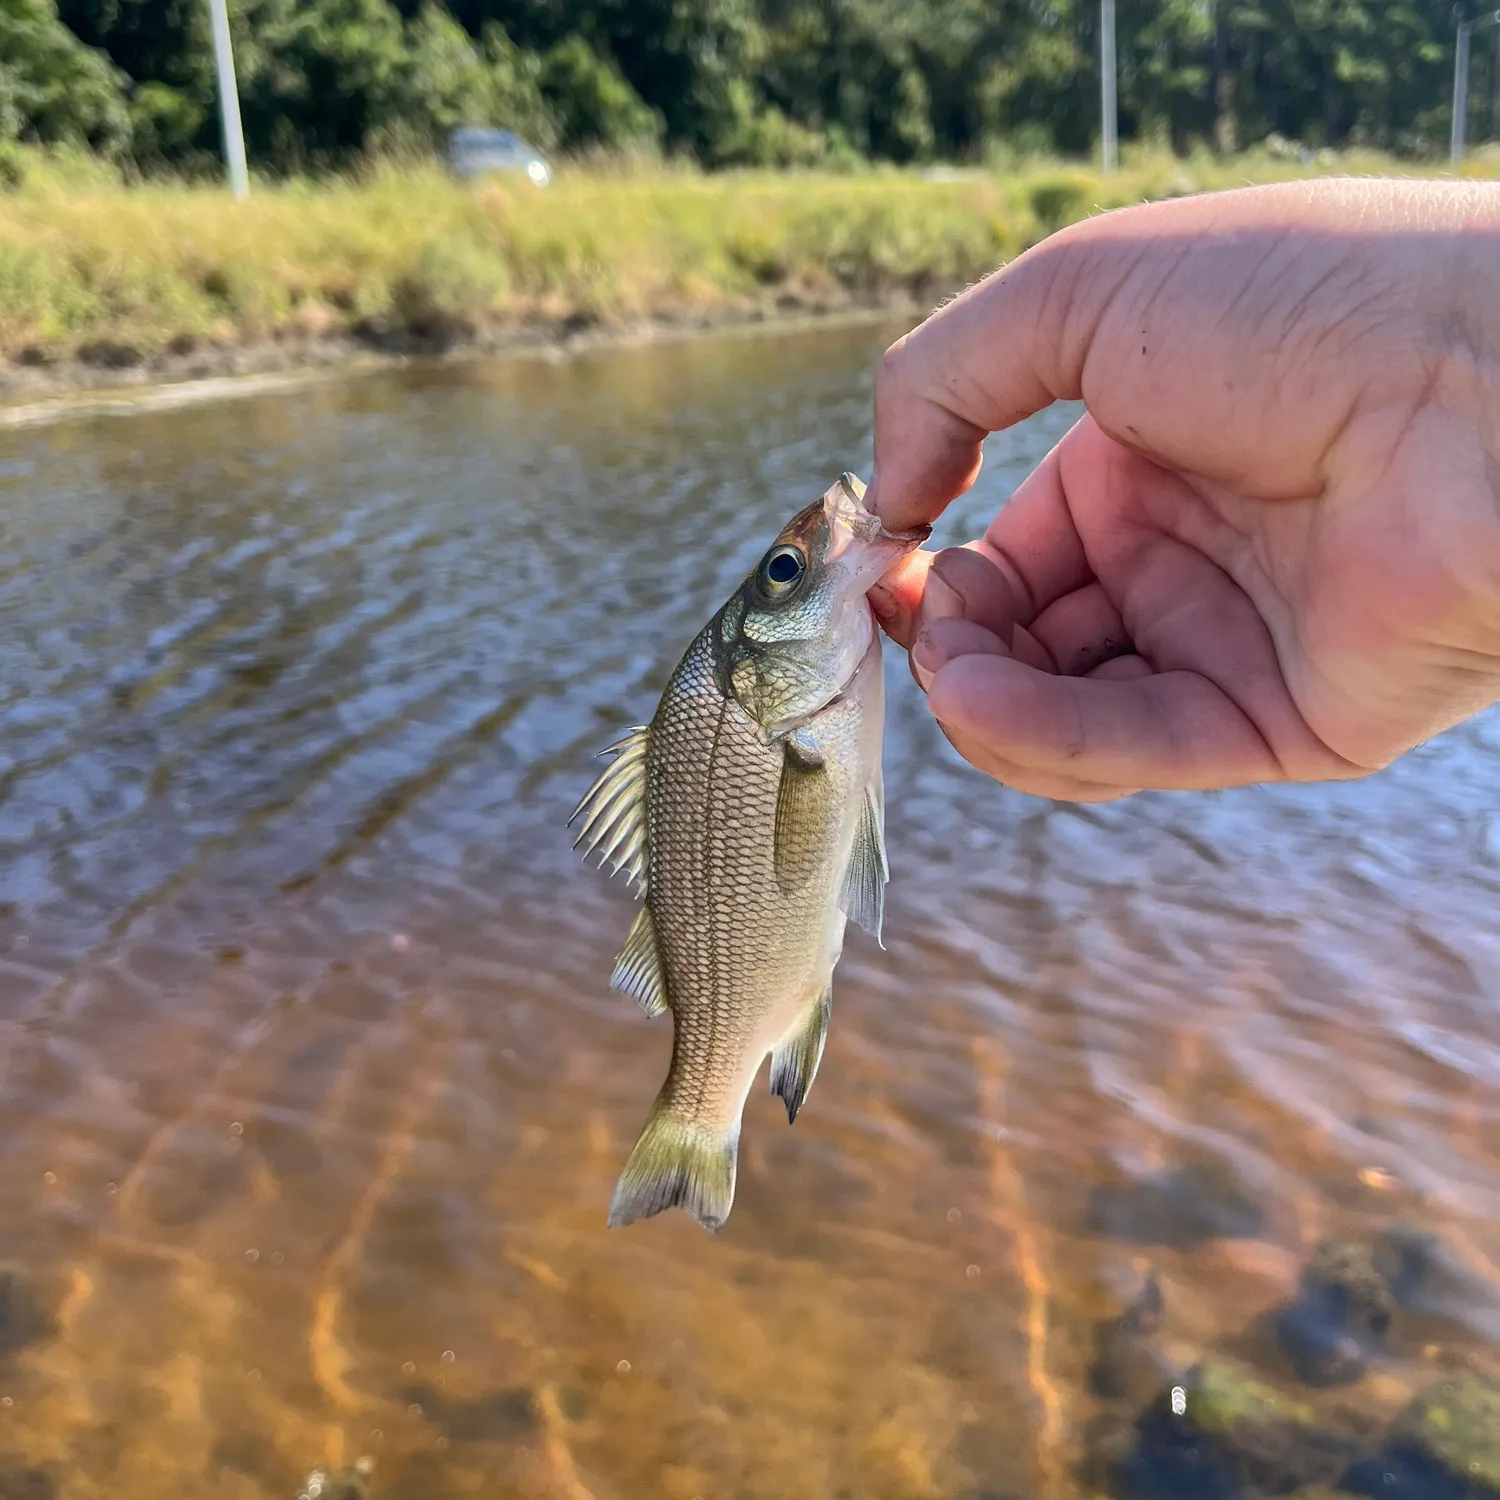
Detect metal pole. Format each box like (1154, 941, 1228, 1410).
(1101, 0, 1118, 174)
(1492, 18, 1500, 141)
(207, 0, 249, 199)
(1453, 17, 1472, 160)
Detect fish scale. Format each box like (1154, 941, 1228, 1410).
(569, 472, 929, 1233)
(648, 623, 868, 1122)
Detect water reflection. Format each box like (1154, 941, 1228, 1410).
(0, 321, 1497, 1497)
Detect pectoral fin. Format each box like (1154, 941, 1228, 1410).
(610, 905, 668, 1018)
(774, 731, 829, 896)
(838, 777, 889, 946)
(569, 725, 651, 897)
(770, 984, 832, 1124)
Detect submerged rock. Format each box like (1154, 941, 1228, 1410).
(1089, 1164, 1268, 1251)
(1274, 1239, 1394, 1387)
(1344, 1378, 1500, 1500)
(1373, 1226, 1500, 1339)
(0, 1267, 54, 1359)
(1406, 1377, 1500, 1466)
(1092, 1272, 1173, 1404)
(397, 1383, 537, 1443)
(1372, 1226, 1441, 1308)
(1108, 1356, 1354, 1500)
(0, 1465, 54, 1500)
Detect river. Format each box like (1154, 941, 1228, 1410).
(1, 319, 1499, 1499)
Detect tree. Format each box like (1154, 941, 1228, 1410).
(538, 34, 662, 149)
(0, 0, 130, 152)
(5, 0, 1487, 170)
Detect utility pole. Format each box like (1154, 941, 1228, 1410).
(1454, 5, 1474, 162)
(1453, 6, 1500, 162)
(1211, 0, 1235, 154)
(1101, 0, 1118, 173)
(207, 0, 249, 198)
(1493, 18, 1500, 139)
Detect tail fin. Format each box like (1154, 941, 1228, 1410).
(607, 1101, 739, 1233)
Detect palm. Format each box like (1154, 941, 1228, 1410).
(1075, 385, 1493, 769)
(877, 398, 1495, 802)
(1055, 415, 1393, 773)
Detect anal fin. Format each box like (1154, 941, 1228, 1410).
(610, 904, 669, 1018)
(770, 985, 832, 1124)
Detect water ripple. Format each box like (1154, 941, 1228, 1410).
(0, 323, 1498, 1496)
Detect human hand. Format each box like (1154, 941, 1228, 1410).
(866, 178, 1500, 802)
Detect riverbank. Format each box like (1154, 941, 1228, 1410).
(1, 145, 1495, 404)
(0, 290, 925, 407)
(0, 302, 925, 426)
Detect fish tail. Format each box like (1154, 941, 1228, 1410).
(606, 1098, 739, 1234)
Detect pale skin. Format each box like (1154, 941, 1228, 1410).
(866, 178, 1500, 802)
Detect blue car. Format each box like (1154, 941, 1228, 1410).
(447, 128, 552, 186)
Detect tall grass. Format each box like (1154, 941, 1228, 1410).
(0, 143, 1496, 368)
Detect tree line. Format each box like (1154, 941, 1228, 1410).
(1, 0, 1496, 172)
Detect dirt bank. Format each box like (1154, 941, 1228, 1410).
(0, 289, 928, 421)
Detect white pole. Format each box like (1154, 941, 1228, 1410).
(1453, 15, 1472, 162)
(207, 0, 249, 199)
(1493, 19, 1500, 143)
(1101, 0, 1118, 174)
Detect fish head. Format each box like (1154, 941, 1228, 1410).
(721, 472, 930, 734)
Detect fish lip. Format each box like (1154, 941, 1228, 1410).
(831, 475, 931, 548)
(876, 521, 933, 545)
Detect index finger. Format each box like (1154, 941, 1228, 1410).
(864, 235, 1097, 533)
(865, 176, 1464, 533)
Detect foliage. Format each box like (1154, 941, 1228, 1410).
(8, 0, 1500, 169)
(538, 35, 662, 151)
(0, 0, 130, 154)
(0, 149, 1492, 368)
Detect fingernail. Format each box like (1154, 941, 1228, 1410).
(922, 573, 962, 623)
(911, 629, 938, 691)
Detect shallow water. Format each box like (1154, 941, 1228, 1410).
(0, 321, 1499, 1498)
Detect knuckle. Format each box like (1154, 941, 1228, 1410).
(1059, 701, 1091, 763)
(875, 336, 915, 403)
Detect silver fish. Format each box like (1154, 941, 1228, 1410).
(569, 472, 929, 1233)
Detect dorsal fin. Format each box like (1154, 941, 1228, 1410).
(569, 725, 651, 898)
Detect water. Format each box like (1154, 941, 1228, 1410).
(0, 320, 1498, 1498)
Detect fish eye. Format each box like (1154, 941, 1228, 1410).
(759, 545, 806, 593)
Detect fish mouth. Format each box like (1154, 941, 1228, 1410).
(876, 520, 933, 544)
(832, 472, 933, 550)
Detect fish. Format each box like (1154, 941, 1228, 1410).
(569, 471, 930, 1233)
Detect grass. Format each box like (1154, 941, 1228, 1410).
(0, 142, 1497, 371)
